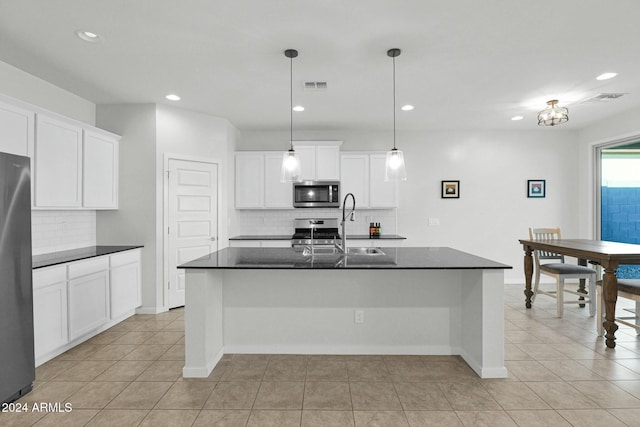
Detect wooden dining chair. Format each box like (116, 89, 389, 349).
(529, 227, 597, 317)
(596, 279, 640, 336)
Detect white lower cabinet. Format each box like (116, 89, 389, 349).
(229, 240, 291, 248)
(32, 249, 142, 366)
(32, 266, 68, 360)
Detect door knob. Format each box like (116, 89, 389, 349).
(210, 237, 216, 241)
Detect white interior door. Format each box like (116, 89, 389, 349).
(168, 159, 218, 308)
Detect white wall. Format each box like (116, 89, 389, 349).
(0, 60, 95, 125)
(239, 129, 580, 284)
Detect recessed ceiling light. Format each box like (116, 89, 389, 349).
(401, 105, 414, 111)
(165, 94, 181, 101)
(75, 30, 102, 42)
(596, 72, 618, 81)
(511, 115, 524, 121)
(292, 105, 305, 112)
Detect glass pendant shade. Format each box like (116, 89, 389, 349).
(281, 149, 301, 182)
(537, 100, 568, 126)
(385, 148, 406, 181)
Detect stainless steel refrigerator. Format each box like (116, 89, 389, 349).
(0, 152, 35, 403)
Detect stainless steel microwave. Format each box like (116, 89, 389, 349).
(293, 181, 340, 208)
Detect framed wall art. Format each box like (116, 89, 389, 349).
(527, 179, 546, 198)
(441, 180, 460, 199)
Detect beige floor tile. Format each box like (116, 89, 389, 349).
(106, 381, 173, 409)
(129, 320, 174, 332)
(506, 410, 571, 427)
(193, 410, 251, 426)
(246, 410, 301, 427)
(302, 410, 355, 427)
(50, 360, 115, 382)
(516, 344, 569, 360)
(613, 380, 640, 399)
(121, 344, 172, 361)
(203, 381, 260, 409)
(608, 408, 640, 427)
(504, 361, 561, 382)
(135, 360, 184, 381)
(455, 410, 517, 427)
(163, 319, 185, 331)
(144, 331, 184, 345)
(263, 358, 307, 381)
(33, 409, 99, 427)
(576, 359, 640, 380)
(158, 344, 185, 361)
(138, 409, 199, 426)
(616, 358, 640, 374)
(155, 381, 217, 409)
(253, 381, 304, 410)
(35, 359, 77, 381)
(423, 361, 477, 381)
(437, 382, 500, 411)
(347, 360, 391, 381)
(67, 381, 129, 408)
(557, 409, 628, 427)
(303, 381, 352, 410)
(306, 359, 348, 381)
(525, 382, 599, 409)
(482, 382, 550, 410)
(57, 343, 103, 360)
(553, 343, 605, 359)
(112, 331, 156, 345)
(394, 382, 451, 410)
(0, 410, 47, 426)
(385, 360, 432, 382)
(350, 382, 402, 410)
(504, 344, 534, 361)
(85, 409, 149, 426)
(93, 360, 153, 381)
(404, 410, 462, 427)
(353, 410, 409, 427)
(221, 360, 268, 381)
(17, 381, 86, 405)
(537, 360, 604, 381)
(84, 344, 137, 360)
(569, 380, 640, 408)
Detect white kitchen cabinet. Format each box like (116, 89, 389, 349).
(340, 152, 398, 208)
(34, 114, 83, 208)
(83, 130, 119, 209)
(229, 239, 291, 248)
(235, 152, 265, 208)
(0, 99, 34, 157)
(68, 257, 110, 341)
(110, 249, 142, 319)
(293, 141, 341, 181)
(347, 239, 405, 248)
(32, 266, 68, 362)
(264, 153, 292, 208)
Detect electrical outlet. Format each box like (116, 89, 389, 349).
(355, 310, 365, 324)
(428, 218, 440, 226)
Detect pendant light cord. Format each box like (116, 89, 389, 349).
(392, 54, 396, 150)
(290, 54, 293, 151)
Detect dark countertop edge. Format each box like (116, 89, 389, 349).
(33, 245, 144, 269)
(229, 234, 407, 240)
(181, 266, 511, 270)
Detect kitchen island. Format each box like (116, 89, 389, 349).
(179, 246, 511, 379)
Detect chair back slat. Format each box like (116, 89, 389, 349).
(529, 227, 564, 262)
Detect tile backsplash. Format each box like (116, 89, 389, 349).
(234, 208, 397, 236)
(31, 210, 96, 255)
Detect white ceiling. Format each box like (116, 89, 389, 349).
(1, 0, 639, 132)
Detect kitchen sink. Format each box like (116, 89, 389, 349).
(346, 247, 385, 256)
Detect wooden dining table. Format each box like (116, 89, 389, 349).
(519, 239, 640, 348)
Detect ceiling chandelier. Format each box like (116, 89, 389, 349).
(385, 48, 407, 181)
(537, 100, 568, 126)
(281, 49, 302, 183)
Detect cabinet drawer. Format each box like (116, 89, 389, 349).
(33, 265, 67, 289)
(68, 256, 109, 279)
(110, 249, 140, 267)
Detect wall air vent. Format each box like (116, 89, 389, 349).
(303, 81, 328, 91)
(580, 93, 627, 103)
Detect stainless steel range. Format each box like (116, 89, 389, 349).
(291, 218, 341, 249)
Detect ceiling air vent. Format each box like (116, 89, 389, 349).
(580, 93, 627, 103)
(304, 81, 328, 91)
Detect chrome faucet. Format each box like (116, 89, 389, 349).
(336, 193, 356, 254)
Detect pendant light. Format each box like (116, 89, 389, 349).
(537, 99, 568, 126)
(385, 48, 407, 181)
(281, 49, 302, 182)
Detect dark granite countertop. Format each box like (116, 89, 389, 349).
(229, 234, 406, 240)
(33, 245, 143, 269)
(179, 247, 511, 270)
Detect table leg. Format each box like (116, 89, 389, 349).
(524, 246, 534, 308)
(578, 258, 587, 308)
(602, 263, 619, 349)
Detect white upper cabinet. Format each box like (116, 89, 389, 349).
(292, 141, 341, 181)
(235, 152, 265, 208)
(0, 100, 34, 157)
(264, 153, 292, 208)
(34, 114, 83, 208)
(83, 130, 119, 209)
(340, 152, 398, 208)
